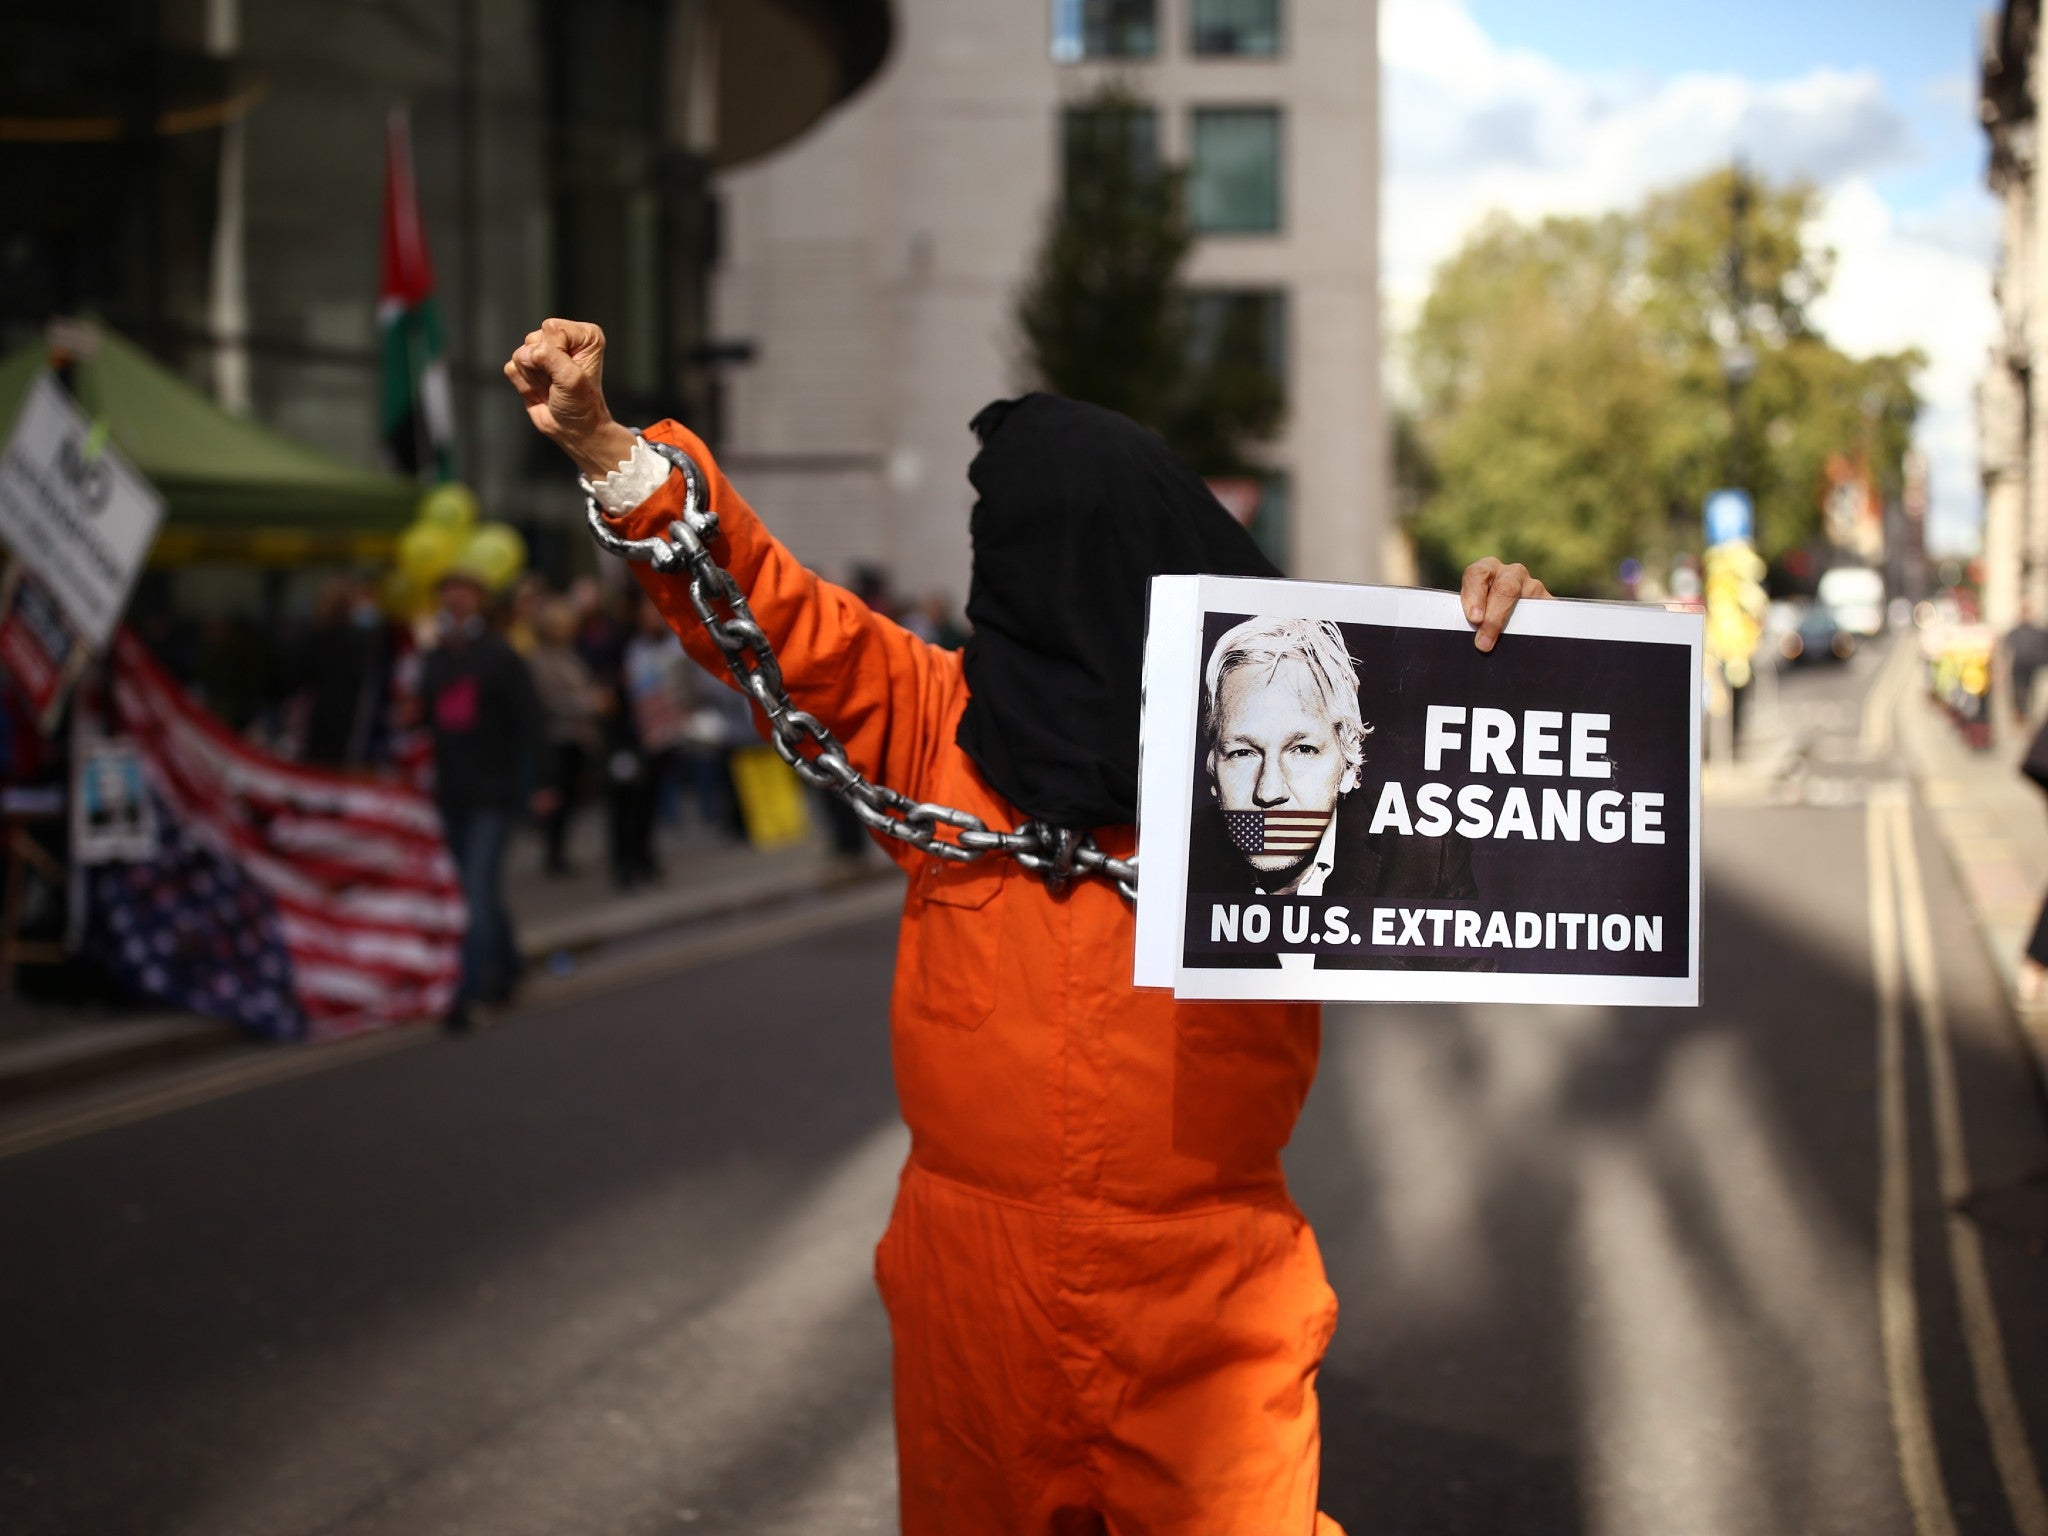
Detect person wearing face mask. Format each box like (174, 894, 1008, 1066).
(416, 562, 553, 1029)
(505, 318, 1544, 1536)
(297, 576, 395, 770)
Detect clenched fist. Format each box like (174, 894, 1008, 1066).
(504, 318, 637, 479)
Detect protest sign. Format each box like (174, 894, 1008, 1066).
(72, 738, 157, 864)
(0, 370, 164, 650)
(0, 566, 89, 730)
(1135, 575, 1703, 1007)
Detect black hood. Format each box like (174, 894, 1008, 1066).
(955, 393, 1281, 830)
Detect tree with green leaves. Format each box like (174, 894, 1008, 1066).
(1404, 167, 1922, 595)
(1016, 82, 1282, 477)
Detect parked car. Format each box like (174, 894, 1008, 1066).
(1778, 603, 1857, 665)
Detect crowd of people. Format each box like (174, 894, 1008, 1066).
(111, 560, 962, 1025)
(133, 562, 969, 884)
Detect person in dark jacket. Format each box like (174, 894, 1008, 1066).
(2006, 604, 2048, 725)
(297, 576, 393, 769)
(416, 565, 551, 1026)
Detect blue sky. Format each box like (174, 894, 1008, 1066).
(1472, 0, 1987, 212)
(1384, 0, 1997, 554)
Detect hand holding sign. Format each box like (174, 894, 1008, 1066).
(1459, 557, 1553, 652)
(1136, 573, 1703, 1008)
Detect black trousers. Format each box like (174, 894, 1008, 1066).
(542, 740, 586, 873)
(607, 749, 670, 887)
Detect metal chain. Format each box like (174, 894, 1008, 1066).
(583, 438, 1138, 903)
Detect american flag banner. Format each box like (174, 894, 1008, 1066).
(1223, 808, 1333, 859)
(87, 796, 308, 1040)
(92, 630, 464, 1037)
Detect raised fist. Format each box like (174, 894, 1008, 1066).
(504, 319, 634, 478)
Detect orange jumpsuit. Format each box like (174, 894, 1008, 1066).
(617, 421, 1345, 1536)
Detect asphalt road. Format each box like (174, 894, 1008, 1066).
(2, 642, 2045, 1536)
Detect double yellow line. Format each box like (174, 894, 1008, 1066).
(1869, 785, 2048, 1536)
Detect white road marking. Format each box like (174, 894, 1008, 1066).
(1887, 794, 2048, 1536)
(0, 1026, 429, 1161)
(1861, 640, 1913, 758)
(1868, 786, 1960, 1536)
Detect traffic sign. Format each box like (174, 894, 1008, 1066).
(1705, 488, 1753, 549)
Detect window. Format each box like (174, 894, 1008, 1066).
(1062, 102, 1161, 190)
(1185, 289, 1288, 386)
(1191, 0, 1281, 56)
(1051, 0, 1157, 62)
(1189, 108, 1281, 232)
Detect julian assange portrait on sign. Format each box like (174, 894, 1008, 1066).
(1182, 615, 1482, 968)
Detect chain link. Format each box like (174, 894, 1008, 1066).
(584, 438, 1138, 903)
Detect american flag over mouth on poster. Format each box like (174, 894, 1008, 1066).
(1223, 809, 1331, 858)
(83, 631, 465, 1039)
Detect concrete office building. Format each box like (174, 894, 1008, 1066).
(709, 0, 1386, 603)
(0, 0, 891, 556)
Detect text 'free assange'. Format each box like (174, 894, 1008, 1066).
(1364, 707, 1667, 844)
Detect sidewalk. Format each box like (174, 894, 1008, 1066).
(0, 806, 891, 1107)
(1699, 663, 1806, 807)
(508, 809, 882, 961)
(1894, 658, 2048, 1084)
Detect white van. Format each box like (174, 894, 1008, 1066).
(1817, 566, 1885, 637)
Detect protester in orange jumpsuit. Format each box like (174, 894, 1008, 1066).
(507, 319, 1547, 1536)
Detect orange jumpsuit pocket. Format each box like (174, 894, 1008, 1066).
(906, 859, 1005, 1030)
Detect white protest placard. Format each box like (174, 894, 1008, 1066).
(1135, 575, 1704, 1008)
(73, 739, 159, 864)
(0, 370, 165, 650)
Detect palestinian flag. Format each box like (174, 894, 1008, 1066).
(378, 108, 455, 480)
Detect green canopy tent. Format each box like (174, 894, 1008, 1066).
(0, 326, 416, 565)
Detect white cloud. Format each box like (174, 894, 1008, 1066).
(1894, 184, 1999, 265)
(1918, 72, 1976, 112)
(1382, 0, 1993, 552)
(1810, 181, 1997, 556)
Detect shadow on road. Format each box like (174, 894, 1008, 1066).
(5, 807, 2047, 1536)
(1294, 805, 2048, 1536)
(0, 916, 907, 1536)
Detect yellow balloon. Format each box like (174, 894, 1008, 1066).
(417, 482, 481, 535)
(457, 523, 526, 591)
(396, 522, 459, 587)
